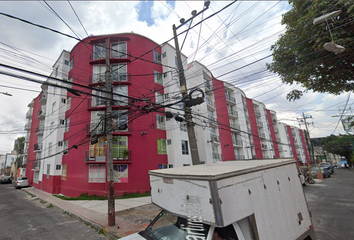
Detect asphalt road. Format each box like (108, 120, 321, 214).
(303, 168, 354, 240)
(0, 184, 106, 240)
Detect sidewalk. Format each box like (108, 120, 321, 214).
(23, 187, 150, 238)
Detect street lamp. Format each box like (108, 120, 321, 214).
(0, 92, 12, 96)
(313, 10, 345, 53)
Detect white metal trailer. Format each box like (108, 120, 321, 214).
(122, 159, 316, 240)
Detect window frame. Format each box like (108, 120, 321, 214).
(181, 140, 189, 155)
(157, 139, 167, 154)
(156, 114, 165, 130)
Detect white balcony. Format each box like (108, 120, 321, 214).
(37, 109, 46, 120)
(39, 91, 47, 104)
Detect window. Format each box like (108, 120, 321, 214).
(162, 52, 166, 58)
(91, 111, 105, 133)
(65, 118, 70, 132)
(112, 110, 128, 132)
(113, 86, 128, 105)
(61, 98, 66, 104)
(180, 122, 187, 132)
(175, 56, 178, 67)
(55, 66, 59, 77)
(153, 51, 161, 63)
(52, 101, 56, 115)
(51, 121, 55, 131)
(92, 87, 106, 107)
(163, 72, 167, 78)
(58, 141, 63, 147)
(92, 65, 106, 83)
(48, 142, 52, 155)
(93, 44, 105, 60)
(61, 164, 67, 180)
(66, 76, 73, 88)
(64, 141, 69, 155)
(64, 60, 69, 65)
(183, 164, 190, 167)
(60, 119, 65, 125)
(69, 57, 74, 70)
(155, 91, 163, 104)
(181, 140, 189, 155)
(56, 165, 61, 170)
(111, 63, 128, 82)
(167, 139, 171, 145)
(111, 42, 127, 58)
(47, 164, 50, 178)
(67, 97, 71, 110)
(164, 93, 169, 100)
(157, 139, 167, 154)
(156, 114, 165, 130)
(154, 71, 163, 85)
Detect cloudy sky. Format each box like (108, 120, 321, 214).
(0, 1, 350, 154)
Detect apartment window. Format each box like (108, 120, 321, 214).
(61, 98, 66, 104)
(162, 52, 166, 58)
(156, 114, 165, 130)
(181, 140, 189, 155)
(180, 122, 187, 132)
(51, 121, 55, 131)
(111, 63, 128, 82)
(112, 110, 128, 131)
(163, 72, 168, 78)
(155, 91, 164, 104)
(66, 97, 71, 110)
(61, 164, 67, 180)
(154, 71, 163, 85)
(157, 139, 167, 154)
(92, 87, 107, 107)
(164, 93, 169, 100)
(183, 164, 190, 167)
(47, 164, 50, 178)
(55, 66, 59, 77)
(69, 57, 74, 70)
(65, 118, 70, 132)
(64, 60, 69, 65)
(111, 42, 127, 58)
(52, 101, 56, 115)
(175, 56, 178, 67)
(56, 165, 61, 170)
(58, 141, 63, 147)
(64, 140, 69, 155)
(91, 111, 105, 133)
(48, 142, 52, 155)
(167, 139, 172, 145)
(153, 51, 161, 63)
(93, 44, 105, 60)
(113, 86, 128, 105)
(60, 119, 65, 125)
(92, 65, 106, 83)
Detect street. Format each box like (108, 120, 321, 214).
(303, 168, 354, 240)
(0, 184, 106, 240)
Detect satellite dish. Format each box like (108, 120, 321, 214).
(323, 42, 345, 53)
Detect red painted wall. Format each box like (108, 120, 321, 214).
(246, 98, 262, 159)
(25, 94, 41, 186)
(213, 78, 235, 161)
(286, 126, 300, 165)
(299, 130, 310, 164)
(59, 33, 167, 197)
(266, 110, 280, 158)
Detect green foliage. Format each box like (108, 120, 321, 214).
(321, 134, 354, 162)
(117, 191, 151, 199)
(268, 0, 354, 100)
(54, 193, 106, 201)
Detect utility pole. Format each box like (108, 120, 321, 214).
(172, 1, 210, 165)
(298, 113, 315, 164)
(105, 38, 115, 226)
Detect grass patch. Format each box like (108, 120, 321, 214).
(98, 228, 104, 235)
(46, 203, 54, 208)
(54, 192, 106, 201)
(40, 200, 46, 204)
(116, 191, 151, 199)
(26, 192, 36, 198)
(53, 191, 151, 201)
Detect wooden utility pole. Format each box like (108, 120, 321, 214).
(105, 39, 115, 226)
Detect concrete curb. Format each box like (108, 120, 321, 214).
(22, 189, 119, 240)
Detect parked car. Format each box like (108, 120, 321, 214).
(1, 176, 13, 184)
(308, 167, 331, 179)
(320, 167, 331, 178)
(14, 177, 29, 189)
(320, 162, 334, 174)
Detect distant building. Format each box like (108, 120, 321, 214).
(24, 33, 311, 197)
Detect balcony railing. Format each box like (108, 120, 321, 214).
(254, 110, 261, 116)
(26, 110, 33, 119)
(90, 51, 106, 61)
(87, 122, 132, 135)
(206, 98, 215, 108)
(208, 116, 217, 126)
(89, 73, 106, 84)
(261, 144, 267, 150)
(111, 49, 131, 59)
(243, 102, 247, 109)
(210, 134, 219, 143)
(111, 73, 131, 83)
(205, 82, 213, 91)
(86, 149, 132, 163)
(34, 143, 43, 152)
(37, 109, 46, 119)
(235, 155, 245, 160)
(25, 123, 31, 131)
(32, 161, 41, 171)
(257, 121, 264, 128)
(226, 95, 236, 104)
(230, 124, 240, 131)
(228, 110, 238, 118)
(232, 139, 243, 146)
(36, 125, 44, 135)
(259, 132, 266, 138)
(212, 152, 222, 161)
(274, 127, 279, 133)
(278, 146, 283, 151)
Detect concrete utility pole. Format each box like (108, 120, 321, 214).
(172, 1, 209, 165)
(298, 113, 315, 164)
(105, 39, 115, 226)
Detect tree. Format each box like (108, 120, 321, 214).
(14, 136, 25, 167)
(321, 134, 354, 166)
(267, 0, 354, 101)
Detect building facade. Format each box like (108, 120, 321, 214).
(24, 33, 310, 197)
